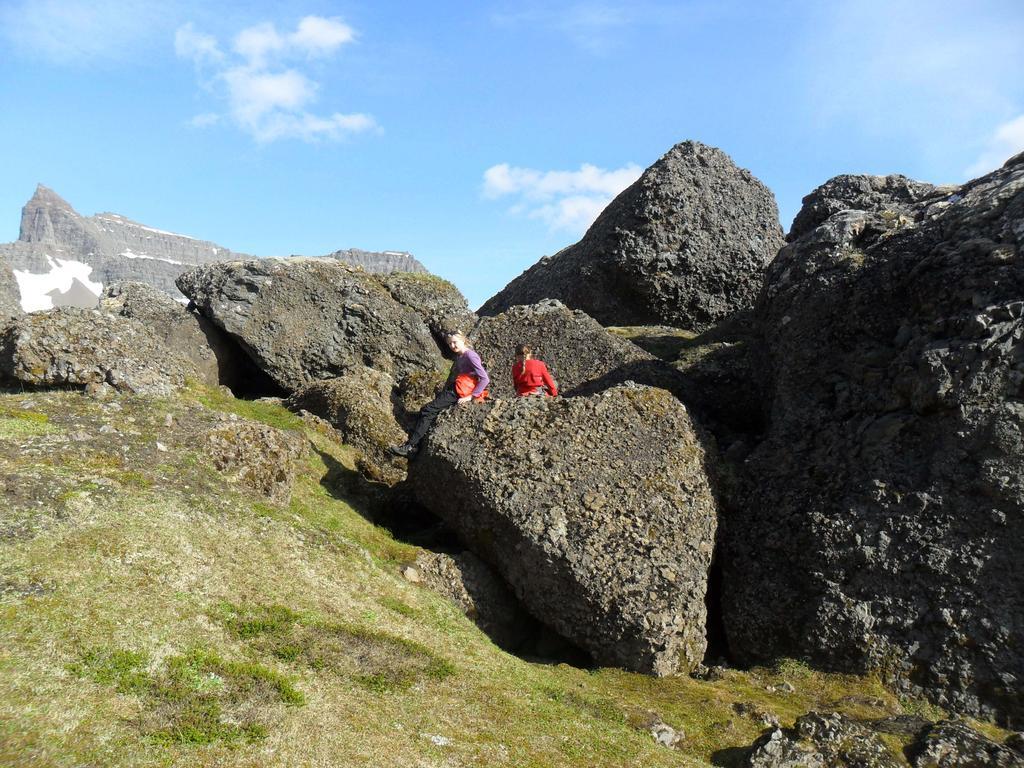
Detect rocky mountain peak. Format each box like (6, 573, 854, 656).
(19, 184, 82, 244)
(1, 186, 436, 311)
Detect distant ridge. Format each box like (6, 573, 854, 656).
(321, 248, 427, 274)
(0, 185, 424, 312)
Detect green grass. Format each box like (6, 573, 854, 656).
(606, 325, 698, 360)
(68, 647, 151, 695)
(0, 409, 57, 439)
(187, 383, 305, 432)
(221, 602, 454, 693)
(69, 645, 304, 746)
(379, 596, 418, 617)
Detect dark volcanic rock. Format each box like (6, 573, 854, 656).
(286, 368, 408, 486)
(378, 272, 477, 338)
(480, 141, 784, 331)
(0, 307, 199, 395)
(410, 384, 718, 675)
(469, 300, 662, 399)
(0, 260, 20, 318)
(723, 153, 1024, 721)
(745, 712, 901, 768)
(177, 259, 448, 393)
(100, 281, 241, 388)
(788, 173, 950, 241)
(909, 721, 1024, 768)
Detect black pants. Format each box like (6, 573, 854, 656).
(407, 389, 458, 447)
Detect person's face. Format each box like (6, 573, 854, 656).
(448, 337, 467, 354)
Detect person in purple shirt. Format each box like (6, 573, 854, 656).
(389, 332, 490, 458)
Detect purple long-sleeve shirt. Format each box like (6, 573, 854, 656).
(452, 348, 490, 397)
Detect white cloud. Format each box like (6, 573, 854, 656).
(232, 16, 355, 67)
(223, 67, 316, 122)
(176, 16, 374, 144)
(175, 22, 222, 65)
(483, 162, 642, 232)
(0, 0, 170, 63)
(965, 115, 1024, 178)
(232, 22, 285, 67)
(291, 16, 355, 56)
(251, 112, 377, 144)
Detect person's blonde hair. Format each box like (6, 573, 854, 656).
(446, 332, 471, 349)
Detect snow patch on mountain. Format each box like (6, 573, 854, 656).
(13, 256, 102, 312)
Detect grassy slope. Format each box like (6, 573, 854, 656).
(0, 387, 1006, 767)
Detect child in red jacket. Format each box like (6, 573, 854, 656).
(512, 344, 558, 397)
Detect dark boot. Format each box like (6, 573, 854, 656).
(389, 442, 417, 458)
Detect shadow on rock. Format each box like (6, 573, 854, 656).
(710, 745, 753, 768)
(312, 445, 451, 550)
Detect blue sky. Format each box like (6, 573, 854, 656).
(1, 0, 1022, 309)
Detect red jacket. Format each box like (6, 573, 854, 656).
(512, 359, 558, 397)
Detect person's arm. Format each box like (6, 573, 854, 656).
(464, 350, 490, 398)
(540, 362, 558, 397)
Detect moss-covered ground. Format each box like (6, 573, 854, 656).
(0, 386, 1009, 767)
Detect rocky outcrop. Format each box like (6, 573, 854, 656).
(0, 260, 20, 318)
(469, 300, 669, 399)
(0, 307, 199, 396)
(480, 141, 784, 331)
(100, 281, 240, 388)
(788, 174, 950, 241)
(723, 153, 1024, 721)
(378, 272, 477, 338)
(744, 713, 1021, 768)
(410, 384, 718, 675)
(206, 419, 306, 504)
(286, 368, 407, 485)
(746, 713, 900, 768)
(177, 259, 448, 393)
(908, 721, 1024, 768)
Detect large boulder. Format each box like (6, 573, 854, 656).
(286, 368, 408, 486)
(908, 721, 1024, 768)
(0, 307, 199, 395)
(723, 153, 1024, 721)
(0, 259, 21, 318)
(410, 384, 718, 675)
(176, 259, 448, 393)
(469, 300, 665, 399)
(745, 713, 901, 768)
(100, 281, 242, 388)
(480, 141, 785, 331)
